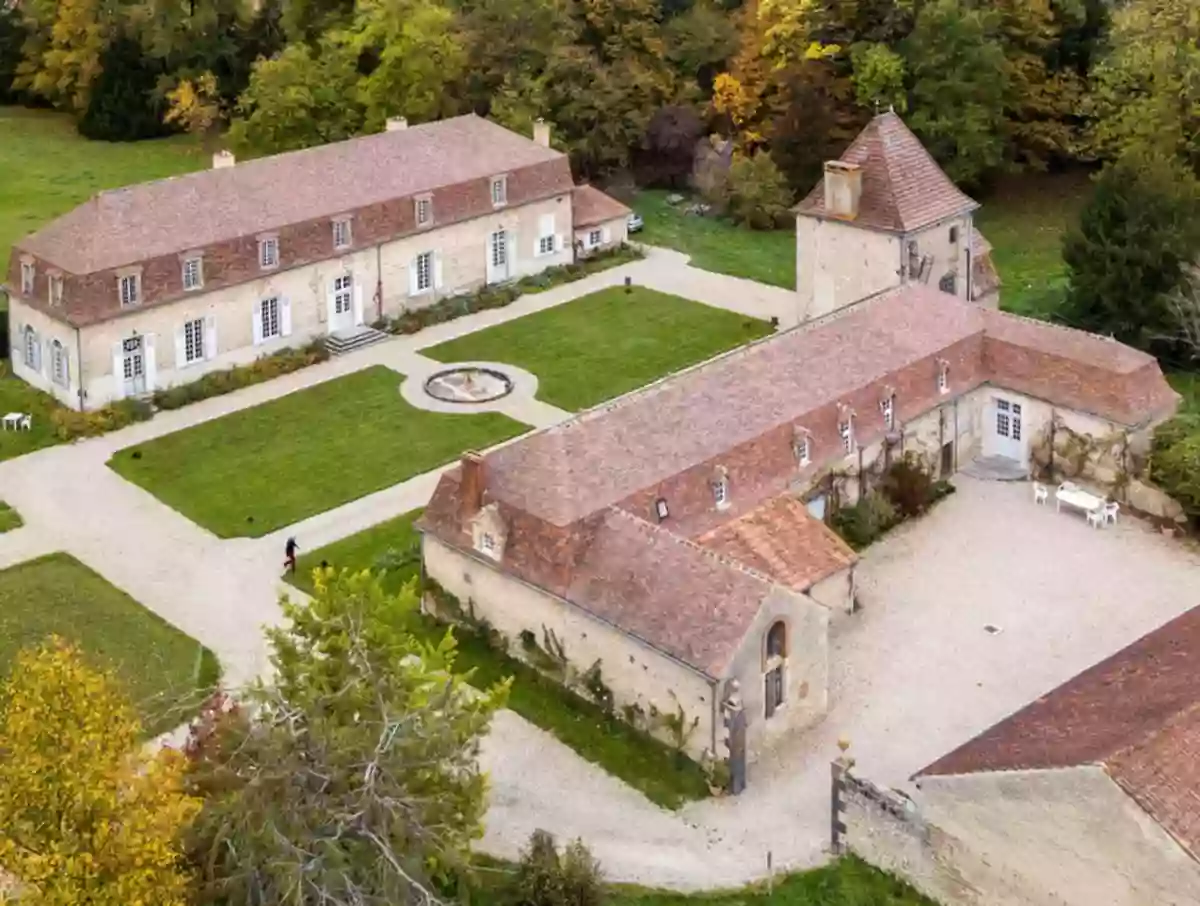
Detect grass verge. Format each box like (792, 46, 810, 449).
(108, 366, 529, 538)
(421, 286, 773, 411)
(0, 552, 220, 734)
(0, 501, 22, 533)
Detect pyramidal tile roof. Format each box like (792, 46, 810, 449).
(795, 111, 978, 232)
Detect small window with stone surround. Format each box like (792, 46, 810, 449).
(711, 466, 730, 509)
(838, 407, 856, 454)
(491, 177, 507, 207)
(793, 426, 811, 466)
(333, 218, 352, 249)
(259, 237, 279, 269)
(937, 359, 950, 394)
(118, 272, 140, 307)
(764, 621, 787, 719)
(880, 391, 895, 430)
(182, 255, 203, 291)
(416, 197, 432, 227)
(48, 274, 63, 307)
(20, 261, 34, 295)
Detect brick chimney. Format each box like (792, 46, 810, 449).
(212, 150, 236, 169)
(533, 118, 551, 148)
(458, 451, 486, 521)
(823, 161, 862, 219)
(385, 116, 408, 132)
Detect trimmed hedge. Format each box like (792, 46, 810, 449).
(383, 243, 643, 336)
(1149, 414, 1200, 525)
(151, 340, 329, 410)
(51, 397, 153, 440)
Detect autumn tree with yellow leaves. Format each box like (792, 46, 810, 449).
(0, 639, 200, 906)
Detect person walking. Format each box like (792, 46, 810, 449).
(284, 537, 299, 574)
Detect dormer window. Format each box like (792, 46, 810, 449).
(654, 498, 669, 522)
(711, 466, 730, 509)
(491, 176, 507, 207)
(907, 241, 919, 278)
(481, 532, 496, 553)
(259, 237, 279, 269)
(118, 272, 140, 307)
(415, 197, 432, 227)
(838, 406, 856, 454)
(20, 261, 34, 295)
(880, 391, 895, 430)
(793, 426, 811, 467)
(949, 225, 959, 244)
(470, 503, 507, 562)
(182, 255, 203, 291)
(937, 359, 950, 394)
(48, 274, 63, 307)
(333, 218, 352, 250)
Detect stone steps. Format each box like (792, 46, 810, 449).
(324, 326, 390, 357)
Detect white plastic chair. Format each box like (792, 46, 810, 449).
(1033, 483, 1048, 505)
(1104, 501, 1119, 525)
(1086, 507, 1105, 529)
(18, 415, 31, 431)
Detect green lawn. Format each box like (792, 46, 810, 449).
(471, 855, 937, 906)
(629, 190, 796, 288)
(0, 552, 220, 733)
(0, 106, 203, 276)
(285, 510, 712, 809)
(108, 366, 529, 538)
(0, 372, 68, 463)
(421, 286, 774, 411)
(0, 501, 22, 533)
(1169, 373, 1200, 415)
(974, 169, 1094, 320)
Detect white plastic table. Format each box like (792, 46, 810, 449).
(1, 413, 23, 431)
(1056, 486, 1103, 518)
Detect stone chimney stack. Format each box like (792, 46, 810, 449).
(458, 451, 486, 520)
(533, 118, 551, 148)
(823, 161, 862, 220)
(212, 150, 236, 170)
(385, 116, 409, 132)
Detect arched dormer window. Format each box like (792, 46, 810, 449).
(764, 620, 787, 719)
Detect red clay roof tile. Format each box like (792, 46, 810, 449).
(571, 185, 631, 228)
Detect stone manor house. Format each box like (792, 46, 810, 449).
(418, 113, 1178, 768)
(4, 116, 630, 410)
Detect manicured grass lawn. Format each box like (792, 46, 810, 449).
(472, 855, 937, 906)
(0, 552, 220, 733)
(421, 286, 774, 411)
(974, 169, 1093, 320)
(0, 373, 68, 463)
(108, 366, 529, 538)
(0, 107, 203, 276)
(0, 501, 22, 533)
(285, 510, 712, 809)
(629, 190, 796, 288)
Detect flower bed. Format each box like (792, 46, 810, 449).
(151, 340, 329, 410)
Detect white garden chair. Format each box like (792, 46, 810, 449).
(1104, 501, 1119, 525)
(18, 415, 31, 432)
(1033, 483, 1048, 505)
(1086, 507, 1105, 529)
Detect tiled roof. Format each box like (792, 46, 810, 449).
(696, 495, 857, 592)
(487, 285, 984, 527)
(20, 115, 566, 273)
(918, 605, 1200, 858)
(572, 185, 631, 228)
(795, 111, 978, 232)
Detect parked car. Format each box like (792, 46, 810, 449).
(627, 212, 644, 233)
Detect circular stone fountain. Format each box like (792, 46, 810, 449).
(423, 366, 515, 405)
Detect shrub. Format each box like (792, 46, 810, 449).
(514, 830, 603, 906)
(831, 491, 899, 550)
(1150, 415, 1200, 523)
(151, 341, 328, 410)
(722, 151, 794, 230)
(51, 397, 153, 440)
(880, 453, 937, 518)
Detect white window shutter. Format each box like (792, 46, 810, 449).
(434, 252, 443, 290)
(601, 226, 611, 244)
(281, 297, 292, 337)
(252, 300, 264, 345)
(144, 333, 157, 389)
(353, 285, 364, 324)
(204, 315, 217, 360)
(408, 260, 418, 296)
(555, 234, 564, 253)
(111, 342, 125, 399)
(174, 328, 186, 368)
(32, 336, 41, 372)
(506, 230, 517, 269)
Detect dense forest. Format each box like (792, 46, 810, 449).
(1, 0, 1196, 195)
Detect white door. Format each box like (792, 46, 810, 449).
(330, 274, 354, 332)
(991, 397, 1025, 461)
(121, 336, 146, 396)
(488, 230, 509, 283)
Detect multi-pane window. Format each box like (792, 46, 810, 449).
(795, 434, 810, 466)
(481, 532, 495, 553)
(839, 418, 855, 454)
(416, 198, 432, 226)
(259, 237, 279, 269)
(261, 296, 281, 340)
(119, 274, 140, 307)
(49, 275, 63, 307)
(764, 666, 784, 718)
(937, 363, 950, 394)
(182, 256, 203, 291)
(588, 229, 602, 247)
(713, 479, 728, 507)
(23, 326, 37, 370)
(881, 395, 895, 430)
(183, 317, 205, 364)
(333, 274, 353, 314)
(415, 252, 433, 292)
(20, 262, 34, 295)
(333, 218, 351, 249)
(50, 340, 67, 387)
(491, 231, 507, 268)
(538, 235, 555, 256)
(491, 177, 506, 206)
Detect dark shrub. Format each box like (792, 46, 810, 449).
(880, 453, 937, 518)
(78, 36, 173, 142)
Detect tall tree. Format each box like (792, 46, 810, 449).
(902, 0, 1008, 186)
(14, 0, 122, 112)
(185, 571, 507, 906)
(281, 0, 354, 44)
(1089, 0, 1200, 174)
(78, 31, 171, 140)
(663, 0, 738, 93)
(456, 0, 569, 115)
(0, 639, 200, 905)
(1062, 152, 1200, 358)
(0, 1, 30, 103)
